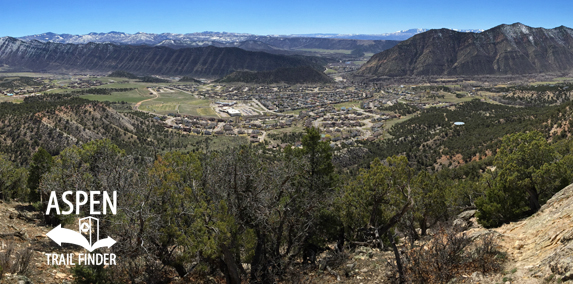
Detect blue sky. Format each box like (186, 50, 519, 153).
(2, 0, 572, 37)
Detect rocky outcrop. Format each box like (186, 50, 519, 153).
(464, 183, 573, 283)
(358, 23, 573, 77)
(453, 209, 477, 231)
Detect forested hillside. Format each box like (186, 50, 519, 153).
(355, 99, 573, 171)
(4, 92, 573, 283)
(0, 93, 232, 165)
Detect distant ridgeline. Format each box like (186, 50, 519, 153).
(218, 66, 334, 84)
(0, 37, 324, 78)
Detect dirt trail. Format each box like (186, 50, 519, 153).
(134, 88, 159, 110)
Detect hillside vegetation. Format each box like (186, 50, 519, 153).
(5, 76, 573, 283)
(218, 66, 334, 84)
(0, 93, 242, 165)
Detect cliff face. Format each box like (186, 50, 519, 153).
(0, 37, 319, 78)
(358, 23, 573, 76)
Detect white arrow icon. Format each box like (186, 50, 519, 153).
(47, 225, 116, 252)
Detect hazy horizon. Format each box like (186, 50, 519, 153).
(2, 0, 571, 37)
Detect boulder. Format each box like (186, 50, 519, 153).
(453, 218, 469, 231)
(457, 209, 476, 221)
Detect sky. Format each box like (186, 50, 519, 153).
(2, 0, 572, 37)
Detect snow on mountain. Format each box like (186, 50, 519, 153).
(18, 29, 483, 45)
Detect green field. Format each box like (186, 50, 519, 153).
(383, 113, 417, 138)
(331, 100, 363, 109)
(412, 91, 481, 104)
(298, 48, 352, 54)
(138, 91, 215, 116)
(80, 88, 151, 103)
(0, 72, 54, 77)
(268, 125, 304, 134)
(324, 68, 338, 74)
(283, 108, 308, 115)
(0, 96, 22, 103)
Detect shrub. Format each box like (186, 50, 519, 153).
(395, 226, 504, 283)
(0, 242, 34, 276)
(71, 265, 112, 284)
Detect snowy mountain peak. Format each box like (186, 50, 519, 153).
(16, 28, 483, 45)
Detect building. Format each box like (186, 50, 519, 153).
(226, 108, 241, 117)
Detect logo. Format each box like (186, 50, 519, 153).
(47, 217, 116, 252)
(44, 190, 118, 266)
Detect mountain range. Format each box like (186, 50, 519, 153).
(17, 32, 400, 58)
(358, 23, 573, 77)
(0, 37, 323, 78)
(285, 29, 484, 40)
(18, 29, 483, 45)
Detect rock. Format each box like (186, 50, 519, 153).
(514, 241, 524, 250)
(2, 275, 34, 284)
(562, 229, 573, 243)
(550, 256, 573, 275)
(446, 277, 458, 284)
(471, 271, 483, 280)
(532, 271, 544, 278)
(453, 218, 469, 231)
(457, 210, 477, 221)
